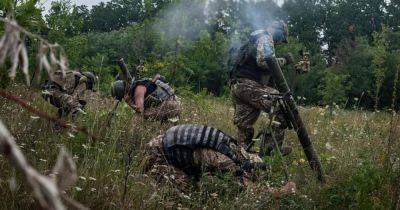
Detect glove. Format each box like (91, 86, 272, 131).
(283, 53, 294, 65)
(79, 76, 88, 84)
(295, 60, 310, 74)
(277, 53, 294, 68)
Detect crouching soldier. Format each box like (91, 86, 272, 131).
(111, 74, 181, 121)
(41, 70, 96, 120)
(142, 124, 295, 192)
(143, 124, 264, 185)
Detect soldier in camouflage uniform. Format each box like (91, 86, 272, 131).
(294, 51, 311, 74)
(143, 124, 266, 185)
(230, 21, 308, 156)
(42, 70, 96, 120)
(111, 74, 181, 121)
(143, 124, 297, 193)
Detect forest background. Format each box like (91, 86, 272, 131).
(1, 0, 400, 110)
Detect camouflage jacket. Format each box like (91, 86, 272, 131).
(231, 30, 276, 86)
(48, 70, 85, 95)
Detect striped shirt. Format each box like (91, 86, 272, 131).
(162, 124, 240, 163)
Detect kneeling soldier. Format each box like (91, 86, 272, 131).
(42, 70, 96, 120)
(111, 74, 181, 121)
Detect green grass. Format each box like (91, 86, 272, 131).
(0, 85, 399, 209)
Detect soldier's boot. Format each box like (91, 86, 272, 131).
(237, 126, 254, 148)
(71, 106, 86, 122)
(260, 128, 292, 157)
(53, 109, 65, 132)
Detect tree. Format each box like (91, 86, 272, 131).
(318, 70, 351, 106)
(371, 27, 389, 109)
(282, 0, 324, 53)
(46, 0, 85, 41)
(0, 0, 45, 32)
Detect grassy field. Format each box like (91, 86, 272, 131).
(0, 85, 399, 209)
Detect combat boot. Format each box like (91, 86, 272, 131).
(259, 128, 292, 157)
(263, 146, 292, 157)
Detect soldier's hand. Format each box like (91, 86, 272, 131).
(283, 53, 294, 65)
(79, 76, 88, 84)
(295, 61, 310, 74)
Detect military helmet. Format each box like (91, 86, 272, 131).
(270, 20, 289, 44)
(82, 71, 96, 90)
(111, 80, 126, 101)
(153, 74, 167, 83)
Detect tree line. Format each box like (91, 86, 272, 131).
(1, 0, 399, 110)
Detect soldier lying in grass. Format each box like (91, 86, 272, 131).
(41, 70, 96, 120)
(143, 124, 296, 194)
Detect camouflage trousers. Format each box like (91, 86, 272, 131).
(144, 96, 182, 121)
(231, 78, 287, 154)
(42, 87, 86, 119)
(144, 135, 241, 184)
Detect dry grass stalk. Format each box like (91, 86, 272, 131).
(0, 120, 89, 210)
(0, 90, 98, 140)
(0, 120, 65, 210)
(0, 17, 69, 85)
(0, 17, 90, 209)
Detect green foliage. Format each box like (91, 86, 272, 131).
(0, 0, 45, 32)
(6, 0, 400, 105)
(318, 70, 351, 106)
(46, 0, 85, 41)
(1, 87, 399, 209)
(372, 27, 389, 109)
(320, 163, 392, 209)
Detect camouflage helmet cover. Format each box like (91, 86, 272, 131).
(111, 80, 126, 101)
(82, 71, 96, 90)
(270, 20, 289, 44)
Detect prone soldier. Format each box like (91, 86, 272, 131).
(143, 124, 296, 192)
(41, 70, 96, 120)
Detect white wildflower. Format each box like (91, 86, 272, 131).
(325, 142, 333, 151)
(75, 187, 83, 191)
(79, 176, 86, 181)
(168, 117, 179, 123)
(312, 129, 318, 135)
(211, 193, 218, 198)
(327, 156, 336, 161)
(181, 193, 191, 200)
(82, 144, 89, 150)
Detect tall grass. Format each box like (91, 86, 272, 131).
(0, 85, 399, 209)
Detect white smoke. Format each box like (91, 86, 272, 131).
(153, 0, 285, 53)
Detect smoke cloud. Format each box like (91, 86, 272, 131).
(154, 0, 284, 41)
